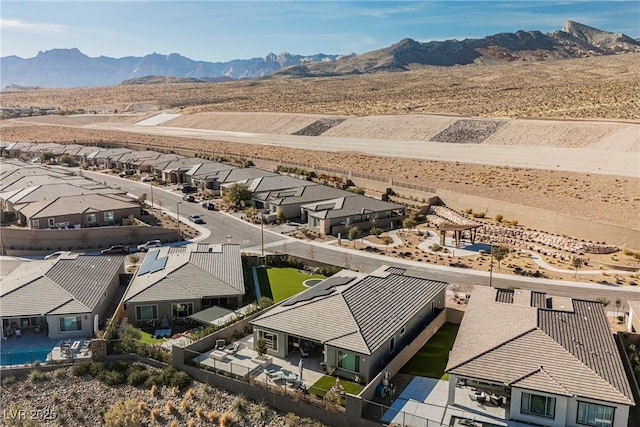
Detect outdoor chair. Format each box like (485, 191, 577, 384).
(225, 342, 240, 355)
(215, 339, 226, 350)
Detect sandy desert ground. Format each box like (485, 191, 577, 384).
(1, 53, 639, 234)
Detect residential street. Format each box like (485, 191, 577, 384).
(89, 171, 640, 304)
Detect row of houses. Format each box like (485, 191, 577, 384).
(1, 142, 407, 235)
(0, 160, 141, 229)
(1, 236, 636, 426)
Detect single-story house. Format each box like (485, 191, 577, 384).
(14, 193, 141, 229)
(123, 243, 245, 326)
(627, 300, 640, 333)
(446, 286, 635, 427)
(0, 253, 125, 339)
(301, 195, 406, 236)
(138, 153, 182, 174)
(148, 158, 204, 183)
(2, 142, 35, 159)
(1, 183, 122, 213)
(251, 266, 447, 383)
(252, 184, 348, 220)
(114, 150, 164, 172)
(215, 168, 277, 193)
(185, 162, 237, 193)
(86, 148, 134, 168)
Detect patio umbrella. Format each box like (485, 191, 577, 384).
(299, 358, 303, 381)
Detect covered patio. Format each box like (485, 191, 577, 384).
(191, 334, 326, 389)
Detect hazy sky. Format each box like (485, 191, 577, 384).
(1, 1, 638, 61)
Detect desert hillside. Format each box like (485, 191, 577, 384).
(2, 53, 639, 120)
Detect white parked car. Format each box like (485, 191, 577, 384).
(137, 240, 162, 252)
(141, 176, 153, 182)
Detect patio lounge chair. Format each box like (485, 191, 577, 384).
(225, 342, 240, 355)
(215, 339, 226, 350)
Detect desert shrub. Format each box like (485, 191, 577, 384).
(150, 407, 161, 422)
(89, 361, 107, 378)
(219, 412, 235, 427)
(207, 410, 219, 423)
(472, 212, 486, 218)
(231, 395, 248, 419)
(171, 371, 192, 390)
(494, 214, 503, 222)
(316, 265, 341, 276)
(144, 374, 164, 389)
(104, 399, 143, 427)
(2, 376, 17, 386)
(127, 370, 150, 387)
(464, 208, 473, 214)
(252, 401, 270, 424)
(346, 186, 365, 195)
(370, 227, 383, 237)
(101, 370, 127, 386)
(52, 369, 66, 379)
(150, 384, 159, 397)
(72, 360, 93, 376)
(111, 360, 130, 373)
(29, 370, 49, 382)
(165, 401, 176, 414)
(511, 220, 519, 226)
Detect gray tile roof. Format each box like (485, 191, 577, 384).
(124, 243, 244, 304)
(1, 175, 89, 192)
(217, 168, 276, 184)
(17, 193, 139, 219)
(302, 195, 406, 220)
(446, 286, 635, 406)
(0, 254, 124, 317)
(3, 183, 122, 205)
(256, 184, 347, 206)
(246, 175, 318, 193)
(186, 162, 236, 178)
(252, 266, 448, 355)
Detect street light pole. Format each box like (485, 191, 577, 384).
(261, 212, 265, 260)
(176, 201, 182, 240)
(150, 182, 154, 207)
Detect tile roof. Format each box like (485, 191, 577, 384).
(246, 175, 318, 193)
(302, 195, 405, 219)
(124, 243, 244, 304)
(446, 286, 635, 406)
(186, 162, 236, 178)
(0, 254, 124, 317)
(252, 266, 448, 355)
(17, 193, 139, 219)
(3, 183, 122, 205)
(256, 184, 347, 206)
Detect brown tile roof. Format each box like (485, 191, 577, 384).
(446, 286, 635, 406)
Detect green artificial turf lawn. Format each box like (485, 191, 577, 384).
(309, 375, 364, 398)
(137, 329, 165, 344)
(257, 267, 325, 303)
(400, 322, 460, 380)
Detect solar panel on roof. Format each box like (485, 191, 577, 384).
(282, 276, 355, 307)
(150, 256, 168, 274)
(138, 249, 159, 275)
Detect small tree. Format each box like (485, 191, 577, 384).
(370, 227, 383, 237)
(382, 236, 393, 253)
(256, 337, 267, 357)
(276, 209, 286, 223)
(39, 151, 56, 163)
(244, 206, 258, 221)
(222, 183, 251, 208)
(347, 225, 360, 246)
(430, 244, 443, 263)
(595, 297, 611, 308)
(137, 193, 147, 205)
(615, 298, 622, 316)
(403, 217, 417, 233)
(493, 246, 509, 269)
(572, 256, 584, 277)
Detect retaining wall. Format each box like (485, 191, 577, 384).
(0, 225, 179, 255)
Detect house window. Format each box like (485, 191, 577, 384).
(312, 217, 320, 227)
(104, 211, 114, 222)
(521, 392, 556, 419)
(337, 350, 360, 373)
(577, 401, 615, 427)
(400, 326, 406, 336)
(87, 213, 97, 223)
(390, 336, 396, 353)
(31, 219, 40, 228)
(135, 305, 158, 321)
(172, 303, 193, 318)
(48, 218, 55, 228)
(59, 316, 82, 332)
(258, 331, 278, 351)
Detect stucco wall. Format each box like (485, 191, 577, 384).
(0, 225, 180, 255)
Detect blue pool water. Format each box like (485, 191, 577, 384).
(0, 348, 53, 366)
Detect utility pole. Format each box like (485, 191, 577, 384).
(489, 240, 496, 287)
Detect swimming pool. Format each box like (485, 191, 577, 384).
(0, 348, 53, 366)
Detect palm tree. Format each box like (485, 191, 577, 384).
(572, 257, 584, 277)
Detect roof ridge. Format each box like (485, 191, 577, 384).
(447, 327, 538, 372)
(539, 366, 571, 395)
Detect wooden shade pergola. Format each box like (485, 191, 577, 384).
(438, 224, 481, 248)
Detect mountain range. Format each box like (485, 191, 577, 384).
(1, 21, 638, 89)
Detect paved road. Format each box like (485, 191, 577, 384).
(87, 171, 639, 302)
(86, 122, 639, 177)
